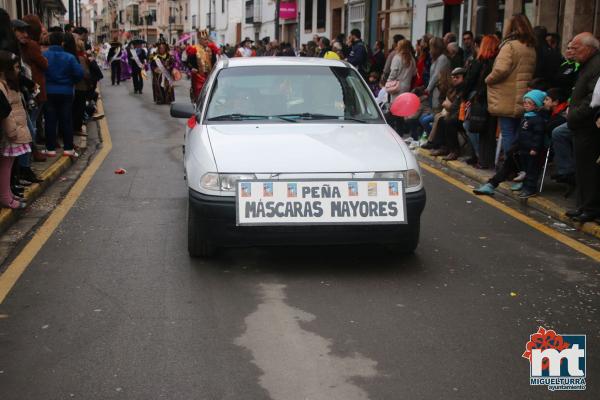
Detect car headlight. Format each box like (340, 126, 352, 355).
(374, 170, 422, 188)
(200, 173, 257, 192)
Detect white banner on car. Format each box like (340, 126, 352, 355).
(236, 179, 407, 226)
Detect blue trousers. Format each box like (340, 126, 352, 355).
(551, 122, 575, 176)
(45, 94, 74, 152)
(499, 117, 520, 156)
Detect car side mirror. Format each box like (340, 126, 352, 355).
(170, 102, 196, 119)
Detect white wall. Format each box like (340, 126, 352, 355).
(213, 0, 241, 45)
(300, 0, 330, 44)
(242, 0, 276, 44)
(188, 0, 200, 38)
(411, 0, 428, 44)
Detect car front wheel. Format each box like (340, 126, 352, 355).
(387, 219, 420, 255)
(188, 199, 216, 258)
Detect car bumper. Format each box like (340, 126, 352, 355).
(189, 188, 426, 246)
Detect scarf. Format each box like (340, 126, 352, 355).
(551, 102, 568, 117)
(154, 55, 173, 88)
(130, 48, 143, 69)
(110, 48, 121, 63)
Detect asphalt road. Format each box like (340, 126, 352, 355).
(0, 80, 599, 400)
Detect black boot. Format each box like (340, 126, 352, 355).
(20, 166, 43, 184)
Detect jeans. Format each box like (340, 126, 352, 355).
(551, 122, 575, 176)
(72, 90, 87, 132)
(499, 117, 520, 156)
(45, 93, 74, 152)
(463, 120, 479, 157)
(419, 114, 434, 135)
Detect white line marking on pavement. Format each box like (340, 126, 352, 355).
(235, 283, 377, 400)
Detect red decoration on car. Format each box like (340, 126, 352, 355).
(187, 116, 197, 129)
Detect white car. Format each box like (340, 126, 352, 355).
(171, 57, 426, 257)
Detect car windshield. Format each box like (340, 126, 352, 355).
(205, 65, 383, 123)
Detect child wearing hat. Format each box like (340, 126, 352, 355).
(514, 89, 548, 198)
(474, 89, 547, 198)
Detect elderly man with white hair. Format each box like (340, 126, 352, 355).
(446, 42, 463, 69)
(566, 32, 600, 223)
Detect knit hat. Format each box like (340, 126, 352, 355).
(523, 89, 547, 107)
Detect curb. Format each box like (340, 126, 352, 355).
(0, 118, 98, 235)
(416, 148, 600, 240)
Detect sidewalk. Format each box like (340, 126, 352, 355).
(0, 117, 93, 235)
(416, 148, 600, 240)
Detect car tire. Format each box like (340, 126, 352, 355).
(188, 199, 216, 258)
(388, 220, 420, 255)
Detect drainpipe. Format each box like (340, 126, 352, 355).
(275, 0, 280, 41)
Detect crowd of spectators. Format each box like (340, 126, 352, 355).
(0, 8, 101, 209)
(130, 18, 600, 223)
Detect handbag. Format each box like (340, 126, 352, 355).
(385, 80, 401, 95)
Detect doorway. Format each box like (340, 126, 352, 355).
(332, 8, 342, 40)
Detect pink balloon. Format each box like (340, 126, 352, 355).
(390, 92, 420, 117)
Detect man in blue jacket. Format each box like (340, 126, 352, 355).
(347, 29, 368, 78)
(43, 31, 84, 158)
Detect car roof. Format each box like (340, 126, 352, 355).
(216, 56, 351, 69)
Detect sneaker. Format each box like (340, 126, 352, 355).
(44, 150, 57, 157)
(62, 150, 79, 158)
(519, 190, 537, 199)
(473, 183, 495, 196)
(510, 182, 523, 191)
(513, 171, 526, 182)
(408, 141, 419, 150)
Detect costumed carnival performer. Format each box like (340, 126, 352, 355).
(107, 41, 123, 85)
(119, 42, 132, 82)
(128, 40, 147, 94)
(150, 42, 175, 104)
(187, 29, 219, 102)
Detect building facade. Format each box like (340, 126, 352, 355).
(1, 0, 67, 26)
(85, 0, 600, 50)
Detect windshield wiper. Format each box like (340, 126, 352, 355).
(207, 113, 270, 121)
(340, 117, 368, 123)
(274, 113, 368, 123)
(207, 113, 298, 122)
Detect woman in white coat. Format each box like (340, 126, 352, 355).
(386, 40, 416, 135)
(386, 39, 416, 102)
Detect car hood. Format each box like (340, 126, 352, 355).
(206, 123, 408, 173)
